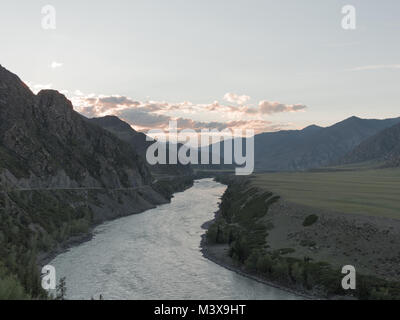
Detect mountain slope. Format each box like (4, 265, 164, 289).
(89, 116, 193, 177)
(88, 115, 151, 155)
(0, 65, 177, 298)
(340, 122, 400, 167)
(252, 116, 400, 171)
(0, 65, 153, 189)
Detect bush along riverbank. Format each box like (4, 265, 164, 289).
(202, 175, 400, 300)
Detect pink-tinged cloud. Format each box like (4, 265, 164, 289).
(258, 101, 307, 114)
(65, 90, 306, 135)
(223, 92, 251, 105)
(74, 93, 306, 117)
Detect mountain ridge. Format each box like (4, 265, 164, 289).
(89, 115, 193, 177)
(0, 65, 152, 189)
(339, 122, 400, 167)
(252, 115, 400, 171)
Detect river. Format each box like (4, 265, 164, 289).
(50, 179, 299, 300)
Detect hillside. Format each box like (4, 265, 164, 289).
(340, 122, 400, 167)
(202, 116, 400, 173)
(89, 116, 193, 177)
(0, 66, 153, 189)
(0, 65, 188, 298)
(252, 116, 400, 171)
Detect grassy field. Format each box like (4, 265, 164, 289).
(250, 168, 400, 219)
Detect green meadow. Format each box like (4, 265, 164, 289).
(250, 168, 400, 219)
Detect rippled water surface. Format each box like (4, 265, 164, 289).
(51, 179, 300, 300)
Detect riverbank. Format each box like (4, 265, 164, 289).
(38, 176, 194, 267)
(201, 175, 400, 300)
(200, 225, 314, 300)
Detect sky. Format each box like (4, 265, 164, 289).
(1, 0, 399, 135)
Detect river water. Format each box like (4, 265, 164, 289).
(50, 179, 299, 300)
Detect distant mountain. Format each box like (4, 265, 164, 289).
(207, 116, 400, 172)
(251, 116, 400, 171)
(89, 116, 193, 177)
(340, 122, 400, 167)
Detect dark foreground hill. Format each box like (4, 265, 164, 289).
(0, 66, 153, 189)
(0, 65, 191, 298)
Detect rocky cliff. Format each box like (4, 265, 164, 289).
(0, 65, 191, 298)
(0, 66, 155, 189)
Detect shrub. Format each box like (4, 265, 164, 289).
(300, 239, 316, 247)
(271, 260, 290, 283)
(256, 254, 273, 275)
(290, 262, 305, 285)
(230, 235, 251, 263)
(244, 250, 261, 271)
(276, 248, 295, 255)
(303, 214, 318, 227)
(0, 262, 30, 300)
(206, 224, 218, 244)
(369, 287, 391, 300)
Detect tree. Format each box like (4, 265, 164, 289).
(56, 277, 67, 300)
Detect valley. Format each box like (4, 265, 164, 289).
(1, 63, 400, 300)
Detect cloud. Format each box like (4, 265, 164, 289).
(118, 108, 171, 127)
(179, 119, 286, 133)
(72, 95, 141, 115)
(98, 96, 140, 107)
(258, 101, 307, 114)
(73, 92, 306, 119)
(199, 99, 307, 116)
(348, 64, 400, 71)
(116, 112, 286, 135)
(57, 89, 306, 135)
(50, 61, 63, 69)
(223, 92, 251, 105)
